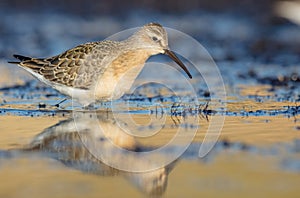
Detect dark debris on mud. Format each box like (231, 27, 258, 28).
(0, 108, 71, 117)
(239, 70, 300, 88)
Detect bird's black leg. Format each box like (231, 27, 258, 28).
(53, 98, 68, 107)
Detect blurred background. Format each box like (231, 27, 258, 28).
(1, 0, 300, 66)
(0, 0, 299, 97)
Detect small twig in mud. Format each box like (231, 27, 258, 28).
(203, 101, 209, 111)
(170, 101, 213, 125)
(196, 102, 210, 122)
(170, 102, 182, 126)
(290, 103, 299, 119)
(171, 114, 181, 127)
(198, 110, 209, 122)
(154, 104, 164, 120)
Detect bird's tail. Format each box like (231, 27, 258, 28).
(7, 54, 48, 71)
(8, 54, 32, 64)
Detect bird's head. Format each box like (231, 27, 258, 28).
(129, 23, 192, 79)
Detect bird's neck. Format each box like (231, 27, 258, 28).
(92, 49, 151, 100)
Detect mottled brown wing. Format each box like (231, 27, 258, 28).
(12, 41, 119, 89)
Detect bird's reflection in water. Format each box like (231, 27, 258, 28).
(24, 111, 177, 197)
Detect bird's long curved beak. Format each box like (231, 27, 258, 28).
(164, 49, 192, 79)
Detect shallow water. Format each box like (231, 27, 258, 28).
(0, 111, 299, 197)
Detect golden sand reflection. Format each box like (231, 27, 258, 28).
(0, 107, 298, 196)
(14, 111, 179, 196)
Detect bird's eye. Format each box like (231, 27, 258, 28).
(152, 36, 158, 42)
